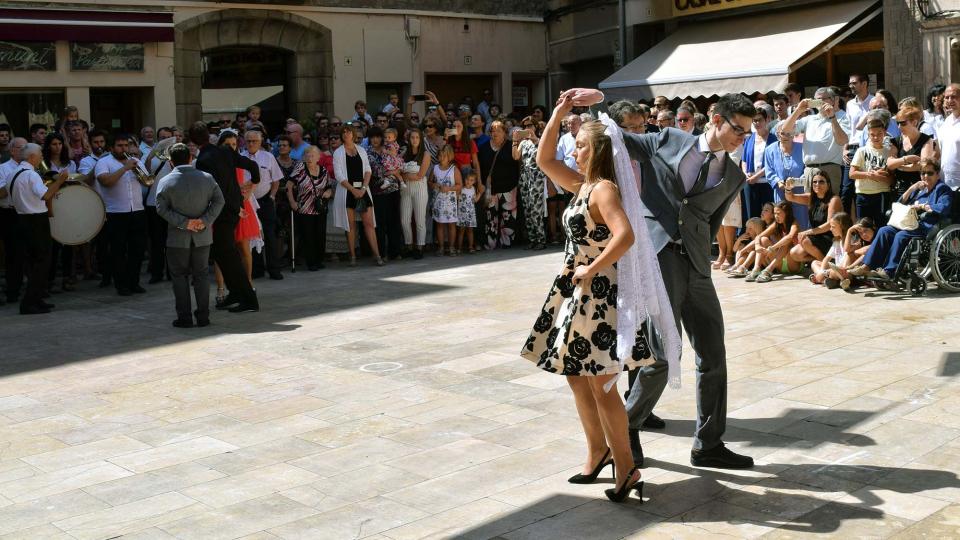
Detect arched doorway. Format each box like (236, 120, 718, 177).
(174, 10, 333, 131)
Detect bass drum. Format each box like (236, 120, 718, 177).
(49, 184, 106, 245)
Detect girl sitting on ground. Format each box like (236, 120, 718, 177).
(727, 217, 766, 277)
(810, 212, 853, 287)
(747, 201, 801, 283)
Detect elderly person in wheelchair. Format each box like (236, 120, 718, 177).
(848, 158, 952, 286)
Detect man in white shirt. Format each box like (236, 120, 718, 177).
(77, 130, 111, 286)
(846, 73, 873, 141)
(778, 87, 851, 195)
(939, 84, 960, 189)
(0, 137, 27, 303)
(242, 129, 285, 280)
(555, 112, 582, 171)
(6, 144, 66, 314)
(139, 126, 156, 157)
(95, 133, 148, 296)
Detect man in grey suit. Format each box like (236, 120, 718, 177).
(563, 89, 757, 469)
(156, 144, 224, 328)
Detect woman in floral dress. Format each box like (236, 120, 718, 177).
(520, 94, 652, 503)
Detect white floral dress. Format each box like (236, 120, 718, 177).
(521, 181, 653, 376)
(432, 164, 459, 224)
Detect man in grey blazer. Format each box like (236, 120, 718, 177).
(156, 144, 225, 328)
(564, 89, 757, 469)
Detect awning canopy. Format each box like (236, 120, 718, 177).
(0, 8, 174, 43)
(599, 0, 880, 100)
(202, 86, 284, 114)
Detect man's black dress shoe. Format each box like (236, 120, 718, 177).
(39, 301, 55, 309)
(628, 429, 644, 467)
(228, 302, 259, 313)
(149, 276, 164, 284)
(643, 413, 666, 430)
(131, 285, 147, 294)
(172, 318, 194, 328)
(20, 305, 51, 315)
(690, 443, 754, 469)
(117, 288, 133, 296)
(269, 272, 284, 280)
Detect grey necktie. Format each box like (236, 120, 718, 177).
(690, 152, 717, 195)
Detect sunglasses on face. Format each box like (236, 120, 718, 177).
(812, 180, 827, 185)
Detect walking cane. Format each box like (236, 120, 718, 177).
(289, 209, 296, 273)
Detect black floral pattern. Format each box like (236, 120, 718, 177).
(520, 181, 653, 376)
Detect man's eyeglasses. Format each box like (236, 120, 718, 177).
(331, 122, 342, 127)
(722, 116, 748, 137)
(677, 117, 692, 123)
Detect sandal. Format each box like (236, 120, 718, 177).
(744, 270, 761, 282)
(216, 287, 225, 304)
(756, 270, 773, 283)
(729, 268, 748, 278)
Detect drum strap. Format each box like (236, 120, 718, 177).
(8, 169, 28, 198)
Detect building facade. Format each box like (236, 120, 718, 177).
(0, 1, 548, 135)
(548, 0, 958, 104)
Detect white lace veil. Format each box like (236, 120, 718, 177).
(599, 113, 682, 392)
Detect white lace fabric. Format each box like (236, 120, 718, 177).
(599, 114, 683, 392)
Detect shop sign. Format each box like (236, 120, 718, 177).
(672, 0, 779, 17)
(70, 43, 144, 72)
(0, 41, 56, 71)
(512, 86, 529, 108)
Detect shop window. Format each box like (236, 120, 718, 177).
(0, 90, 64, 135)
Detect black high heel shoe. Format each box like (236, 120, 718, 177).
(568, 448, 614, 484)
(605, 467, 643, 503)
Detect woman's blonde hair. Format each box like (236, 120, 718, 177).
(576, 121, 616, 185)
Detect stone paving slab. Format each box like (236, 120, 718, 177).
(2, 249, 960, 538)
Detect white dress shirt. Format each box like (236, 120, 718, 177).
(241, 149, 284, 200)
(9, 162, 48, 214)
(677, 133, 727, 194)
(556, 132, 578, 171)
(846, 94, 873, 141)
(95, 153, 145, 213)
(938, 113, 960, 189)
(0, 158, 20, 209)
(795, 113, 852, 166)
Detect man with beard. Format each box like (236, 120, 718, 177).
(188, 121, 261, 313)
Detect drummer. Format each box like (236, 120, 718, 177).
(78, 130, 107, 184)
(0, 137, 28, 304)
(7, 144, 67, 314)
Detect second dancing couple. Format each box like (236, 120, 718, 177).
(522, 90, 757, 503)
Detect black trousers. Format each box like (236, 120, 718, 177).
(17, 213, 51, 309)
(857, 192, 891, 228)
(212, 217, 257, 305)
(104, 211, 147, 292)
(49, 241, 74, 283)
(252, 195, 282, 276)
(167, 243, 211, 322)
(374, 191, 403, 258)
(1, 207, 23, 301)
(296, 211, 327, 269)
(146, 205, 168, 280)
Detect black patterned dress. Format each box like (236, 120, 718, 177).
(521, 181, 653, 376)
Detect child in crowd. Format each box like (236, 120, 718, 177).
(760, 202, 775, 227)
(747, 201, 801, 283)
(381, 129, 406, 190)
(850, 118, 893, 226)
(429, 144, 462, 255)
(810, 212, 853, 287)
(726, 217, 766, 277)
(834, 217, 877, 290)
(458, 171, 481, 253)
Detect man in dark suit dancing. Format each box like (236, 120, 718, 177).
(188, 122, 261, 313)
(563, 89, 757, 469)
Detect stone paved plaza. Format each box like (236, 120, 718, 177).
(2, 248, 960, 539)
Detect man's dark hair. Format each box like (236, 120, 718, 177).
(108, 132, 131, 147)
(608, 100, 641, 125)
(29, 123, 47, 135)
(0, 123, 11, 134)
(850, 73, 868, 84)
(89, 129, 108, 141)
(188, 121, 209, 146)
(169, 143, 191, 166)
(713, 93, 757, 120)
(772, 94, 787, 104)
(365, 126, 384, 140)
(784, 83, 803, 96)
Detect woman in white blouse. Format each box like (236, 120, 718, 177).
(332, 124, 382, 266)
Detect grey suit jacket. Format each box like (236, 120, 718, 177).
(623, 128, 745, 277)
(155, 165, 225, 249)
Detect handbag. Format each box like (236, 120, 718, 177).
(888, 202, 919, 231)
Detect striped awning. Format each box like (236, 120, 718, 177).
(0, 8, 174, 43)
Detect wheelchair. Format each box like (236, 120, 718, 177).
(873, 216, 960, 297)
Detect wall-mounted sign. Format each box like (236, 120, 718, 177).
(0, 41, 56, 71)
(70, 43, 144, 72)
(512, 86, 529, 108)
(672, 0, 778, 17)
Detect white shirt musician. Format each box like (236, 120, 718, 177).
(95, 137, 145, 214)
